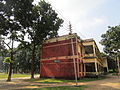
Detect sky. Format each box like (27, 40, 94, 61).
(5, 0, 119, 51)
(38, 0, 120, 52)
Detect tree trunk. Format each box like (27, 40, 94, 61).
(7, 49, 13, 81)
(7, 62, 12, 81)
(7, 39, 14, 82)
(39, 45, 42, 78)
(31, 42, 36, 79)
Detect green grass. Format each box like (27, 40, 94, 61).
(0, 73, 32, 79)
(25, 77, 105, 84)
(22, 86, 87, 90)
(112, 73, 120, 76)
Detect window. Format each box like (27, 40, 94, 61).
(84, 45, 93, 54)
(86, 63, 95, 72)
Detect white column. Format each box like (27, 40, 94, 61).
(95, 60, 98, 75)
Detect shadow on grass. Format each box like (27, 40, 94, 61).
(20, 85, 87, 90)
(24, 77, 106, 84)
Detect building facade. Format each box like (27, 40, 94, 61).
(82, 39, 108, 76)
(40, 33, 85, 79)
(40, 34, 108, 78)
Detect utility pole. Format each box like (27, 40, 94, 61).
(69, 22, 72, 34)
(69, 22, 78, 86)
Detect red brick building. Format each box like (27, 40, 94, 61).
(40, 33, 86, 79)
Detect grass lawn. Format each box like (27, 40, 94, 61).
(23, 86, 87, 90)
(23, 78, 104, 90)
(112, 73, 120, 76)
(25, 77, 105, 84)
(0, 73, 33, 79)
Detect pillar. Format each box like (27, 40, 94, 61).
(95, 60, 98, 75)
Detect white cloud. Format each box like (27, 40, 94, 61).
(35, 0, 109, 51)
(45, 0, 108, 32)
(75, 17, 106, 32)
(94, 18, 104, 24)
(47, 0, 108, 20)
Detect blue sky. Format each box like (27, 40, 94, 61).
(41, 0, 120, 51)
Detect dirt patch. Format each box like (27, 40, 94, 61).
(0, 75, 120, 90)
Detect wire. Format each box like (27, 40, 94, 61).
(43, 0, 87, 38)
(45, 0, 69, 32)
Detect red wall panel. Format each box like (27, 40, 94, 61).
(43, 39, 76, 47)
(40, 38, 85, 79)
(40, 59, 75, 78)
(40, 59, 84, 79)
(42, 42, 77, 59)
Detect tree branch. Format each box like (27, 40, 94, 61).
(2, 41, 11, 50)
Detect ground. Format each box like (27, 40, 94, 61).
(0, 74, 120, 90)
(84, 75, 120, 90)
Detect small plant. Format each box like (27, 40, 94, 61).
(3, 57, 12, 64)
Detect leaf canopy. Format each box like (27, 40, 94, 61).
(100, 25, 120, 56)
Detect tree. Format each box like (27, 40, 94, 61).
(15, 0, 63, 78)
(0, 36, 4, 51)
(100, 25, 120, 72)
(0, 0, 63, 80)
(13, 45, 40, 74)
(13, 48, 31, 73)
(0, 37, 5, 72)
(0, 0, 23, 81)
(100, 26, 120, 54)
(0, 42, 9, 73)
(29, 1, 63, 79)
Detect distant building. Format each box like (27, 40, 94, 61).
(103, 57, 108, 72)
(40, 33, 107, 78)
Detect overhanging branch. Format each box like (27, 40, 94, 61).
(2, 41, 11, 50)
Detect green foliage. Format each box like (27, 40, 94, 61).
(100, 25, 120, 56)
(0, 0, 63, 78)
(14, 47, 40, 73)
(14, 0, 63, 78)
(0, 36, 5, 51)
(17, 0, 64, 45)
(100, 25, 120, 71)
(3, 57, 11, 64)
